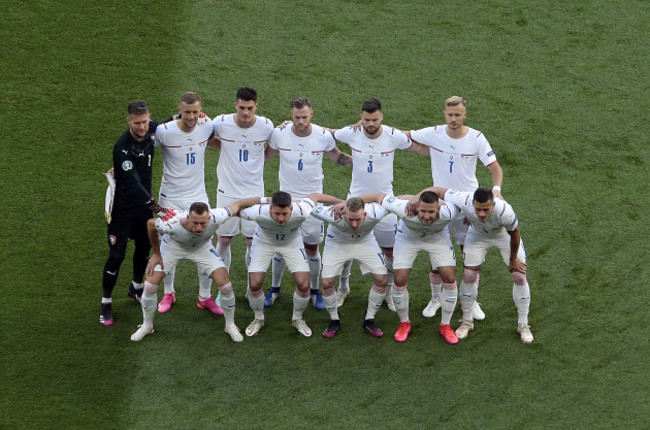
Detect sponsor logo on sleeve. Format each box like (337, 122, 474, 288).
(487, 150, 495, 157)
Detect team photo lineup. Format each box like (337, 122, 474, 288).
(101, 87, 533, 345)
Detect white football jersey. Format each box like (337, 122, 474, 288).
(334, 125, 411, 196)
(155, 120, 213, 201)
(311, 202, 387, 242)
(212, 114, 274, 197)
(380, 195, 456, 238)
(239, 198, 316, 244)
(269, 124, 336, 198)
(155, 208, 232, 249)
(443, 189, 518, 236)
(410, 126, 497, 191)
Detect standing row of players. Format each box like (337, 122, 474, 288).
(101, 88, 532, 344)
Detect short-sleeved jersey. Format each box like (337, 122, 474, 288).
(155, 120, 213, 201)
(212, 114, 274, 197)
(443, 189, 518, 236)
(334, 125, 411, 196)
(311, 202, 387, 242)
(155, 208, 232, 249)
(269, 124, 336, 198)
(239, 198, 316, 244)
(410, 126, 497, 191)
(380, 195, 457, 238)
(112, 120, 160, 211)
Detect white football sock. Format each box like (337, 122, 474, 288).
(216, 242, 231, 269)
(441, 282, 458, 325)
(162, 269, 175, 295)
(429, 272, 442, 301)
(219, 291, 236, 326)
(391, 285, 409, 323)
(512, 282, 531, 324)
(248, 289, 265, 320)
(141, 291, 157, 327)
(459, 280, 476, 322)
(292, 291, 310, 320)
(198, 272, 212, 298)
(322, 292, 339, 320)
(365, 286, 384, 320)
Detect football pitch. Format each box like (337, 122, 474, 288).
(1, 1, 648, 428)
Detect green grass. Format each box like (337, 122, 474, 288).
(1, 0, 648, 429)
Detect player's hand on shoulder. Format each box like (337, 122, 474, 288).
(278, 120, 291, 130)
(197, 112, 210, 125)
(331, 201, 346, 220)
(406, 196, 419, 216)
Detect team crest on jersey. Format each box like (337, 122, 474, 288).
(122, 160, 133, 171)
(108, 235, 117, 245)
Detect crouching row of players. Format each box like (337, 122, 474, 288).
(131, 186, 533, 345)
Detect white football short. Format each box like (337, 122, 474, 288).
(216, 193, 257, 238)
(155, 236, 226, 276)
(392, 228, 456, 270)
(300, 215, 324, 245)
(462, 228, 526, 267)
(447, 214, 470, 246)
(158, 194, 209, 212)
(321, 235, 387, 279)
(372, 213, 397, 248)
(248, 236, 309, 273)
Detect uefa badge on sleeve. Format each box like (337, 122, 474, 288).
(122, 160, 133, 171)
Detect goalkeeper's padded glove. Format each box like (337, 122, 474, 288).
(145, 198, 177, 220)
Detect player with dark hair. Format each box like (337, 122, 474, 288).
(239, 191, 341, 337)
(210, 87, 274, 292)
(332, 98, 429, 311)
(130, 197, 261, 342)
(357, 190, 459, 343)
(422, 187, 533, 344)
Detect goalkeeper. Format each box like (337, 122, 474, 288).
(100, 100, 175, 327)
